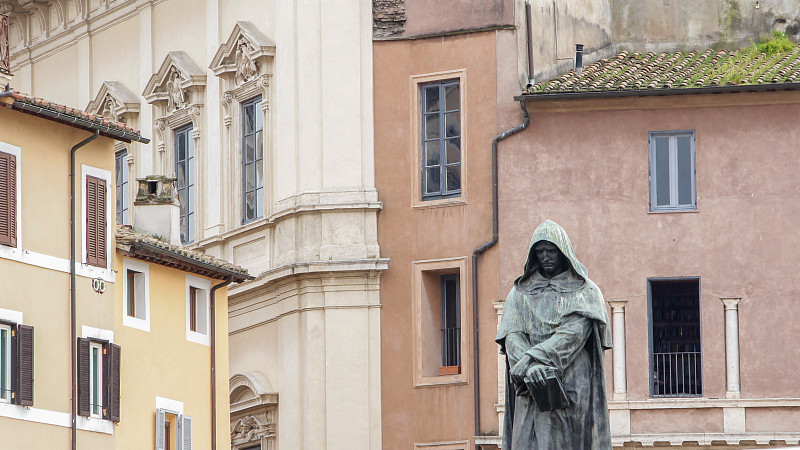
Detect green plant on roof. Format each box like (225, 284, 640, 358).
(750, 31, 796, 56)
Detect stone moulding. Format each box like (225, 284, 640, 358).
(86, 80, 140, 126)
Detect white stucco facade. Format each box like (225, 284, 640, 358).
(7, 0, 383, 448)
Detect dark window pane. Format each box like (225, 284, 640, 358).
(425, 141, 440, 166)
(244, 104, 254, 134)
(177, 162, 186, 188)
(444, 84, 459, 111)
(255, 160, 264, 189)
(445, 139, 460, 164)
(177, 133, 186, 161)
(180, 216, 187, 243)
(655, 136, 670, 206)
(245, 135, 255, 163)
(245, 164, 255, 191)
(178, 189, 187, 215)
(255, 131, 263, 159)
(445, 112, 460, 137)
(425, 114, 440, 140)
(425, 168, 440, 194)
(424, 86, 439, 112)
(245, 192, 255, 220)
(677, 136, 692, 206)
(446, 165, 461, 192)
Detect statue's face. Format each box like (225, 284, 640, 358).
(533, 241, 567, 278)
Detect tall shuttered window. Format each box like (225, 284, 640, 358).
(0, 150, 17, 247)
(175, 125, 195, 244)
(0, 321, 33, 406)
(77, 338, 120, 421)
(242, 96, 264, 224)
(421, 80, 461, 200)
(86, 175, 107, 267)
(649, 130, 696, 212)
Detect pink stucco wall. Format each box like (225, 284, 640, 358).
(497, 92, 800, 432)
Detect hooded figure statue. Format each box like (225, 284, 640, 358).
(496, 220, 612, 449)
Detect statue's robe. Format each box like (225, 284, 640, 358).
(496, 220, 612, 449)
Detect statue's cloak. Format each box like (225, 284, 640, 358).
(496, 220, 612, 449)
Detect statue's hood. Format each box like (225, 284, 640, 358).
(516, 220, 588, 285)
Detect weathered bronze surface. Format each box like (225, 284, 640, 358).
(496, 220, 612, 449)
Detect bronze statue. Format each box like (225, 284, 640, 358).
(496, 220, 612, 449)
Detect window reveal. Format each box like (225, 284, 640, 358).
(242, 96, 264, 223)
(649, 130, 696, 212)
(421, 80, 461, 200)
(175, 125, 195, 244)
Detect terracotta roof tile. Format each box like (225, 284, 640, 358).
(524, 45, 800, 96)
(7, 91, 144, 139)
(116, 225, 250, 279)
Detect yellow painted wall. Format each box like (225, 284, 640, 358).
(113, 252, 231, 450)
(0, 105, 117, 448)
(91, 16, 140, 99)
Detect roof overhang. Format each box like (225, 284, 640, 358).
(516, 82, 800, 102)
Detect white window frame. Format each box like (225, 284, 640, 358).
(0, 141, 22, 256)
(648, 130, 697, 212)
(122, 258, 150, 332)
(89, 341, 103, 418)
(0, 323, 11, 404)
(80, 164, 114, 277)
(0, 308, 22, 406)
(185, 275, 211, 346)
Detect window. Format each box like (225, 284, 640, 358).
(122, 258, 150, 331)
(440, 274, 460, 374)
(412, 258, 468, 386)
(0, 321, 33, 405)
(0, 149, 17, 247)
(77, 337, 120, 421)
(649, 130, 696, 211)
(115, 149, 130, 225)
(242, 96, 264, 224)
(175, 125, 195, 244)
(86, 175, 107, 267)
(156, 408, 192, 450)
(186, 275, 210, 345)
(420, 80, 461, 200)
(648, 278, 702, 397)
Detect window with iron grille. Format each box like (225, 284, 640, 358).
(649, 130, 696, 212)
(175, 125, 195, 244)
(420, 80, 461, 200)
(649, 278, 702, 397)
(440, 274, 461, 369)
(242, 96, 264, 224)
(115, 149, 129, 225)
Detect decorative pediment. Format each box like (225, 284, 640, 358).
(210, 21, 275, 84)
(143, 51, 206, 111)
(86, 81, 140, 124)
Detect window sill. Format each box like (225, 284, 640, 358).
(186, 330, 210, 346)
(647, 208, 698, 214)
(414, 375, 468, 388)
(122, 315, 150, 332)
(413, 197, 467, 210)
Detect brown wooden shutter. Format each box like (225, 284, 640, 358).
(0, 151, 16, 247)
(16, 324, 33, 406)
(104, 343, 121, 422)
(77, 338, 90, 416)
(86, 176, 107, 267)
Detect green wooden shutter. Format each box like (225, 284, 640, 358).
(0, 151, 16, 247)
(16, 324, 33, 406)
(77, 338, 90, 416)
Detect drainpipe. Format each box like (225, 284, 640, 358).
(525, 1, 535, 86)
(209, 276, 234, 450)
(71, 130, 99, 450)
(471, 100, 529, 447)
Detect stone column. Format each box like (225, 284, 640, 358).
(608, 300, 628, 401)
(721, 297, 742, 399)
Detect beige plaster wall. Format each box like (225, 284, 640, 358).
(497, 92, 800, 433)
(90, 16, 140, 99)
(374, 30, 507, 448)
(152, 0, 206, 65)
(31, 44, 80, 112)
(219, 0, 275, 42)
